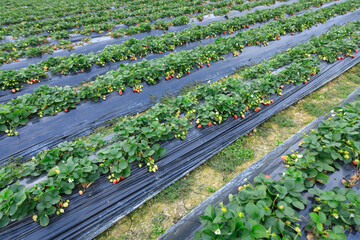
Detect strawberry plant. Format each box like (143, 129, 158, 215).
(196, 98, 360, 239)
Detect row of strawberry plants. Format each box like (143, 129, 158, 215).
(196, 98, 360, 240)
(0, 0, 262, 62)
(0, 0, 182, 26)
(0, 0, 348, 91)
(0, 0, 227, 50)
(0, 39, 84, 65)
(0, 22, 358, 227)
(0, 0, 124, 25)
(1, 0, 221, 39)
(0, 2, 358, 138)
(107, 0, 288, 38)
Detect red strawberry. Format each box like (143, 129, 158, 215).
(119, 90, 123, 95)
(207, 63, 210, 67)
(133, 89, 137, 92)
(255, 108, 261, 112)
(113, 180, 117, 184)
(223, 32, 226, 34)
(200, 64, 203, 68)
(338, 57, 341, 60)
(166, 77, 169, 80)
(130, 58, 133, 61)
(281, 156, 286, 162)
(352, 55, 355, 58)
(208, 122, 211, 126)
(200, 18, 203, 21)
(291, 33, 294, 35)
(270, 100, 274, 103)
(265, 174, 271, 179)
(241, 115, 245, 119)
(11, 89, 16, 93)
(280, 85, 284, 89)
(247, 44, 251, 46)
(81, 70, 84, 73)
(304, 80, 308, 84)
(234, 115, 238, 119)
(184, 41, 187, 43)
(65, 109, 68, 112)
(311, 72, 315, 75)
(197, 124, 202, 129)
(346, 54, 349, 57)
(275, 17, 278, 20)
(188, 71, 190, 74)
(120, 176, 124, 180)
(353, 160, 358, 165)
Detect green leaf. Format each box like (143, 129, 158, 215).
(315, 173, 329, 184)
(283, 206, 294, 217)
(0, 215, 9, 228)
(251, 224, 267, 238)
(309, 212, 319, 223)
(318, 212, 326, 223)
(194, 231, 201, 240)
(204, 205, 215, 219)
(118, 159, 128, 169)
(292, 200, 305, 210)
(328, 200, 339, 208)
(213, 215, 226, 223)
(40, 214, 49, 226)
(158, 147, 166, 158)
(0, 124, 7, 131)
(245, 202, 258, 218)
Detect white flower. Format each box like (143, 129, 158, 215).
(68, 178, 74, 183)
(350, 213, 354, 218)
(214, 229, 221, 235)
(295, 158, 298, 162)
(297, 155, 303, 158)
(244, 178, 247, 182)
(282, 172, 286, 176)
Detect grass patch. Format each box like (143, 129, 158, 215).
(269, 113, 296, 128)
(152, 178, 191, 204)
(206, 138, 253, 174)
(148, 212, 166, 239)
